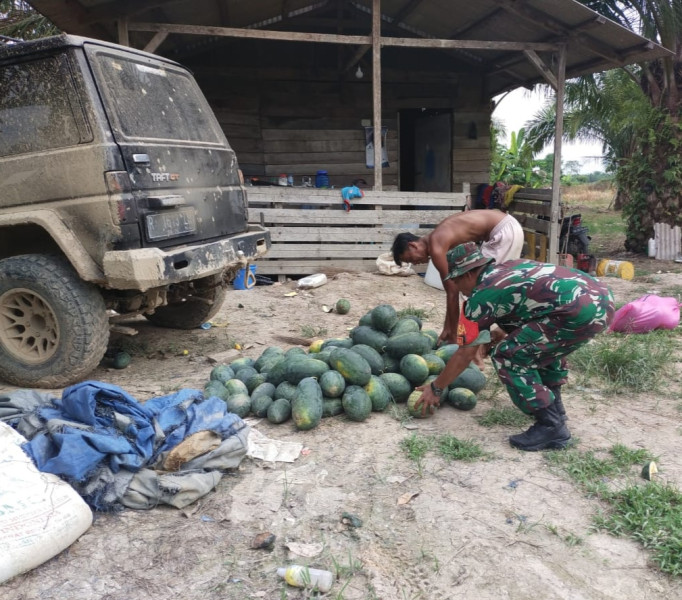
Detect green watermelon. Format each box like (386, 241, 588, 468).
(204, 380, 229, 402)
(251, 394, 274, 417)
(275, 381, 298, 402)
(336, 298, 351, 314)
(379, 372, 413, 403)
(292, 377, 324, 430)
(350, 344, 384, 375)
(385, 332, 432, 358)
(450, 365, 487, 393)
(319, 370, 346, 398)
(342, 385, 372, 422)
(407, 390, 432, 418)
(229, 357, 255, 371)
(210, 364, 235, 384)
(389, 318, 421, 337)
(251, 382, 276, 401)
(267, 398, 292, 424)
(329, 347, 372, 386)
(322, 397, 344, 417)
(422, 353, 446, 375)
(364, 375, 393, 412)
(434, 343, 459, 363)
(399, 354, 430, 385)
(234, 366, 258, 384)
(225, 392, 251, 418)
(371, 304, 399, 333)
(224, 378, 249, 397)
(447, 387, 477, 411)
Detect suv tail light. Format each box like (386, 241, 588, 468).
(105, 170, 132, 194)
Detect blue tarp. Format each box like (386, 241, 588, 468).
(20, 381, 247, 510)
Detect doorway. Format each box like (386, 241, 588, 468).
(399, 109, 452, 192)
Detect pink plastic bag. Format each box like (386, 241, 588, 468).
(608, 294, 681, 334)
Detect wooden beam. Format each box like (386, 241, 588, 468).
(523, 49, 557, 90)
(381, 37, 555, 51)
(549, 44, 566, 264)
(129, 21, 371, 45)
(372, 0, 382, 191)
(127, 21, 557, 52)
(143, 31, 168, 53)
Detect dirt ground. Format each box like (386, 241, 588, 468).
(3, 257, 682, 600)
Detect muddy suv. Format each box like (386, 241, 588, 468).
(0, 35, 270, 388)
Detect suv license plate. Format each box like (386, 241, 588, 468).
(145, 207, 197, 241)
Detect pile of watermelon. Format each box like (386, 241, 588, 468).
(203, 303, 487, 431)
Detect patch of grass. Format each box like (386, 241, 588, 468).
(545, 443, 654, 491)
(397, 306, 429, 320)
(436, 434, 489, 461)
(400, 434, 432, 475)
(300, 324, 328, 338)
(476, 406, 533, 428)
(546, 444, 682, 576)
(570, 330, 677, 393)
(595, 483, 682, 576)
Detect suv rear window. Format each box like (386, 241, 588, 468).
(0, 54, 83, 157)
(90, 50, 223, 145)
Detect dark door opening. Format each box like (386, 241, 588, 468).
(399, 109, 452, 192)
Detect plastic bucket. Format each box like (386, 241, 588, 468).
(596, 259, 634, 281)
(424, 259, 444, 290)
(315, 170, 329, 188)
(234, 265, 257, 290)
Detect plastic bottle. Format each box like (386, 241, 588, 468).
(277, 565, 334, 592)
(297, 273, 327, 289)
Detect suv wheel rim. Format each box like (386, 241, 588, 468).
(0, 288, 59, 365)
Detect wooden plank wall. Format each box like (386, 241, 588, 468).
(506, 188, 555, 262)
(247, 187, 468, 278)
(195, 63, 475, 192)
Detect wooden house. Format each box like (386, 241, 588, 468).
(25, 1, 670, 276)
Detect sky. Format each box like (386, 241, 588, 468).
(492, 88, 605, 174)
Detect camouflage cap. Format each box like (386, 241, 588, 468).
(443, 242, 494, 281)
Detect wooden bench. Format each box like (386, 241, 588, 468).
(505, 187, 557, 262)
(247, 187, 469, 279)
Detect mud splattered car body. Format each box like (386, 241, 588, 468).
(0, 35, 269, 387)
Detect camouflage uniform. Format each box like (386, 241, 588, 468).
(464, 260, 614, 414)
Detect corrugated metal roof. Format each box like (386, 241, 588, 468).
(26, 0, 671, 96)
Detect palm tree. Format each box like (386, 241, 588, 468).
(525, 70, 653, 208)
(527, 1, 682, 252)
(0, 1, 59, 40)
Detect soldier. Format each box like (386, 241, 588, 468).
(414, 242, 614, 451)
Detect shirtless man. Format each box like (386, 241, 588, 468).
(391, 209, 524, 350)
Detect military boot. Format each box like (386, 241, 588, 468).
(508, 402, 571, 452)
(548, 385, 567, 423)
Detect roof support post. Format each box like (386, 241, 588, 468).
(549, 43, 566, 264)
(117, 17, 129, 46)
(372, 0, 382, 190)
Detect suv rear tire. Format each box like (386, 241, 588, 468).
(0, 254, 109, 388)
(144, 274, 227, 329)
